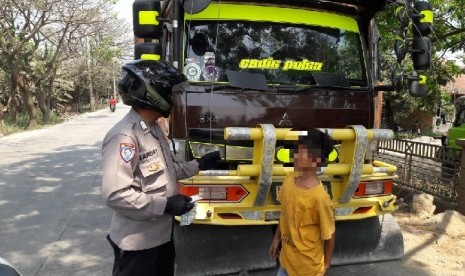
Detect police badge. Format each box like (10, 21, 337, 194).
(120, 143, 136, 162)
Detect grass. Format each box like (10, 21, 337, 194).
(394, 129, 443, 140)
(0, 111, 65, 137)
(0, 104, 107, 137)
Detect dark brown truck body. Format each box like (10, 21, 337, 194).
(171, 89, 373, 140)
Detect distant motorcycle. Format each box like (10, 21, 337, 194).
(109, 98, 117, 112)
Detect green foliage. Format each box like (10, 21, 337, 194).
(376, 0, 465, 127)
(0, 112, 35, 135)
(0, 0, 132, 127)
(0, 102, 110, 136)
(0, 69, 8, 106)
(394, 132, 417, 140)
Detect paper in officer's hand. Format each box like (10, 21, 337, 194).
(180, 202, 197, 226)
(180, 194, 202, 226)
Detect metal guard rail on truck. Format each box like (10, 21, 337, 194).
(179, 125, 398, 224)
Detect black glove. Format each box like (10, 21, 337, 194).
(164, 194, 194, 216)
(198, 151, 221, 170)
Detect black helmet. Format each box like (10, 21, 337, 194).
(118, 59, 187, 117)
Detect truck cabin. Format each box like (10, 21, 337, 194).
(131, 0, 430, 164)
(152, 1, 389, 163)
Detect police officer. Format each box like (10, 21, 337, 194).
(101, 60, 220, 276)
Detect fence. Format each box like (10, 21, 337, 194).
(375, 139, 460, 205)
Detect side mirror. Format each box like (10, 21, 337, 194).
(388, 0, 433, 98)
(391, 63, 403, 92)
(183, 0, 211, 14)
(412, 0, 433, 36)
(395, 5, 410, 27)
(394, 30, 407, 61)
(408, 71, 428, 97)
(135, 42, 162, 60)
(133, 0, 162, 39)
(411, 36, 431, 70)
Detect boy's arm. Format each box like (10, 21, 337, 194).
(323, 232, 335, 274)
(317, 192, 336, 274)
(269, 222, 281, 259)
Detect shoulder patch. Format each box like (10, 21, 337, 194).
(120, 143, 136, 162)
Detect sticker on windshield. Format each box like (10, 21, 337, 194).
(258, 35, 284, 55)
(242, 34, 284, 56)
(203, 52, 220, 81)
(239, 58, 281, 70)
(204, 52, 215, 64)
(184, 62, 202, 81)
(283, 59, 323, 71)
(239, 58, 323, 71)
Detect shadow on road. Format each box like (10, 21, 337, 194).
(0, 129, 114, 275)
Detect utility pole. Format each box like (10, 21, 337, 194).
(113, 74, 117, 99)
(87, 39, 95, 111)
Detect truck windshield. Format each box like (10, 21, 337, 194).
(183, 20, 367, 87)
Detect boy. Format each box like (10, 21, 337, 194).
(269, 129, 336, 276)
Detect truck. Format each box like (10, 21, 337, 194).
(436, 95, 465, 179)
(131, 0, 433, 274)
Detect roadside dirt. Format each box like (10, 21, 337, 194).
(393, 200, 465, 276)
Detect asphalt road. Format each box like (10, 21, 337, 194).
(0, 105, 125, 276)
(0, 105, 433, 276)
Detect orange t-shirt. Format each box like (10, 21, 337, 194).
(278, 172, 335, 276)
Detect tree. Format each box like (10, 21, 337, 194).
(0, 0, 50, 128)
(0, 0, 132, 127)
(376, 1, 465, 129)
(67, 8, 132, 112)
(32, 0, 129, 122)
(0, 69, 8, 123)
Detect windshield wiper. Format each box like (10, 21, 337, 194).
(204, 84, 236, 92)
(274, 83, 369, 91)
(347, 79, 368, 87)
(271, 84, 307, 92)
(188, 82, 268, 92)
(226, 70, 269, 91)
(204, 84, 264, 93)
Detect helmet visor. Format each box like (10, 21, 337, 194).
(119, 70, 144, 98)
(120, 68, 172, 113)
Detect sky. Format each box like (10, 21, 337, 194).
(115, 0, 133, 24)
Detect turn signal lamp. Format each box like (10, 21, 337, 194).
(354, 181, 393, 197)
(178, 184, 249, 202)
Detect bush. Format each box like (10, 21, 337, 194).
(395, 132, 417, 140)
(0, 110, 66, 137)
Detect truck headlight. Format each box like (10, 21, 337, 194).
(188, 142, 253, 160)
(189, 142, 225, 158)
(171, 139, 187, 162)
(225, 145, 253, 160)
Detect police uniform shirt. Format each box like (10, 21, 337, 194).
(101, 108, 199, 251)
